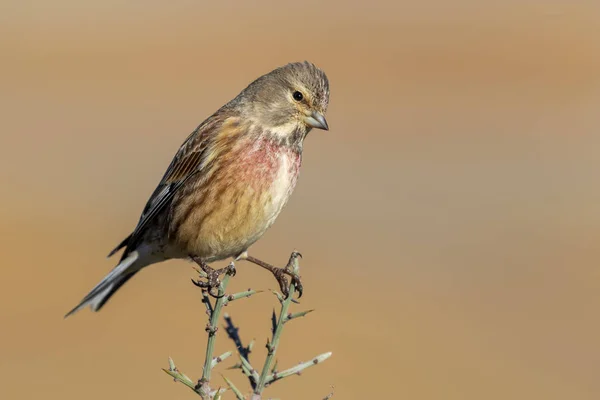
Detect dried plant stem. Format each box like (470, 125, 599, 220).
(254, 254, 299, 395)
(201, 274, 231, 384)
(266, 351, 332, 385)
(164, 269, 260, 399)
(222, 375, 245, 400)
(164, 251, 332, 399)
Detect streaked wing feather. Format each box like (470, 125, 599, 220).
(112, 114, 225, 257)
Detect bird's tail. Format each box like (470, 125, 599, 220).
(65, 250, 141, 318)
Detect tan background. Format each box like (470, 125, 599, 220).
(2, 1, 600, 399)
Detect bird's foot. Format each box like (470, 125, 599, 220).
(276, 251, 303, 299)
(245, 251, 303, 299)
(272, 266, 303, 299)
(192, 259, 236, 298)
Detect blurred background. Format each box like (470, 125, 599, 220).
(2, 1, 600, 399)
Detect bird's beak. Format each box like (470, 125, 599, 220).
(304, 111, 329, 131)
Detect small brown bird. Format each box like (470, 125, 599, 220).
(66, 61, 329, 317)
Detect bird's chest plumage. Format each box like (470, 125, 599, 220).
(260, 148, 301, 224)
(173, 137, 302, 261)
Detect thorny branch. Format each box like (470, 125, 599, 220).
(163, 252, 332, 399)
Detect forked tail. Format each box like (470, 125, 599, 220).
(65, 251, 140, 317)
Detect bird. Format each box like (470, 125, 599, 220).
(65, 61, 329, 317)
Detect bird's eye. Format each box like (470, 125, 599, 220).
(293, 91, 303, 101)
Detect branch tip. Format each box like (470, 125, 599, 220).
(222, 375, 245, 400)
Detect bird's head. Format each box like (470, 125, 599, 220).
(238, 61, 330, 145)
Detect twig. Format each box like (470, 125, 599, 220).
(285, 309, 315, 322)
(200, 274, 232, 385)
(162, 357, 196, 391)
(165, 251, 332, 399)
(254, 253, 300, 394)
(239, 353, 260, 383)
(211, 351, 233, 369)
(223, 313, 254, 361)
(224, 289, 262, 306)
(164, 268, 259, 399)
(222, 375, 245, 400)
(265, 352, 332, 385)
(224, 313, 257, 390)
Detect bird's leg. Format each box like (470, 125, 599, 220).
(243, 251, 303, 298)
(191, 258, 237, 298)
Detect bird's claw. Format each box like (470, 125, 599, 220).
(273, 267, 303, 299)
(192, 261, 236, 298)
(243, 251, 304, 299)
(288, 270, 303, 298)
(192, 274, 222, 298)
(291, 273, 303, 298)
(223, 262, 237, 277)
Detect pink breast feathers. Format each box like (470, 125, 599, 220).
(238, 138, 302, 195)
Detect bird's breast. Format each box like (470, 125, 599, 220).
(172, 136, 302, 261)
(236, 136, 302, 230)
(263, 147, 301, 222)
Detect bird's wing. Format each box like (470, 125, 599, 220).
(108, 112, 231, 258)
